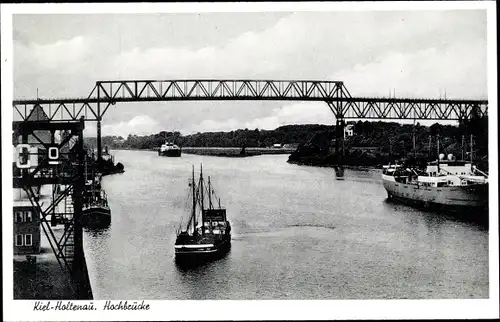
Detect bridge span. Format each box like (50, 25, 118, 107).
(14, 79, 488, 121)
(13, 79, 488, 160)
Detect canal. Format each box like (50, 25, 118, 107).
(83, 150, 488, 299)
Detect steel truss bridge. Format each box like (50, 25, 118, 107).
(13, 79, 488, 160)
(14, 79, 488, 122)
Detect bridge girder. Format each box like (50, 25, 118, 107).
(13, 79, 488, 122)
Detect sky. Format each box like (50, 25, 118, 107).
(13, 9, 488, 137)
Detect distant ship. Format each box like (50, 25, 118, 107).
(158, 141, 181, 157)
(174, 165, 231, 265)
(382, 154, 488, 211)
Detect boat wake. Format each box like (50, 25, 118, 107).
(286, 224, 336, 230)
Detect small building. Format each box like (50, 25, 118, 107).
(113, 137, 125, 145)
(351, 146, 380, 152)
(282, 143, 299, 149)
(272, 143, 283, 149)
(13, 199, 41, 255)
(344, 124, 354, 138)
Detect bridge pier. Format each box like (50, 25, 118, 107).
(335, 118, 345, 166)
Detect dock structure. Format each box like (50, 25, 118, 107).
(12, 113, 92, 299)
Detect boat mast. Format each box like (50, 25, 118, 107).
(208, 176, 213, 210)
(470, 134, 473, 163)
(461, 135, 465, 161)
(91, 152, 95, 201)
(428, 135, 432, 160)
(436, 134, 440, 175)
(191, 165, 197, 235)
(412, 118, 416, 159)
(200, 164, 205, 235)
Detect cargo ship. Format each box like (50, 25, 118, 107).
(382, 154, 488, 211)
(174, 165, 231, 265)
(158, 142, 181, 157)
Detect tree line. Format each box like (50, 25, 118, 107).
(84, 116, 488, 169)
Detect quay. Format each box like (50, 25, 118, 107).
(181, 146, 296, 157)
(13, 187, 93, 299)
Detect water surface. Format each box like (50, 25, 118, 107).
(83, 150, 488, 299)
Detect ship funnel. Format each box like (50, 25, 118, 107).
(439, 153, 445, 160)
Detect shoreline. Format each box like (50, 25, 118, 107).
(114, 146, 295, 156)
(287, 159, 381, 171)
(110, 147, 383, 169)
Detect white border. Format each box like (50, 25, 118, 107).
(2, 2, 498, 321)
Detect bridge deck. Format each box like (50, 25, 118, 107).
(13, 79, 487, 121)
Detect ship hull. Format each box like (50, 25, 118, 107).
(174, 236, 231, 266)
(382, 175, 488, 211)
(81, 206, 111, 228)
(158, 149, 181, 157)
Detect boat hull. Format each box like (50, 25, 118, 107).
(158, 149, 181, 157)
(382, 174, 488, 211)
(81, 206, 111, 228)
(174, 236, 231, 266)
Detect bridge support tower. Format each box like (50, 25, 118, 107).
(13, 117, 92, 299)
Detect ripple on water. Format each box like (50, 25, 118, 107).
(84, 151, 489, 299)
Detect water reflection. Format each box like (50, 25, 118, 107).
(334, 166, 344, 180)
(174, 249, 232, 272)
(383, 197, 488, 230)
(84, 226, 111, 238)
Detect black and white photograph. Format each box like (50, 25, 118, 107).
(2, 2, 498, 321)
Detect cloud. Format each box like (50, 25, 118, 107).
(13, 11, 488, 136)
(332, 40, 487, 99)
(85, 114, 161, 137)
(192, 102, 334, 133)
(110, 14, 311, 80)
(15, 36, 88, 72)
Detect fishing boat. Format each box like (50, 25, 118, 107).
(81, 156, 111, 228)
(174, 165, 231, 264)
(81, 189, 111, 228)
(158, 141, 181, 157)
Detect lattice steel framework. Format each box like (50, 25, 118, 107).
(13, 79, 488, 121)
(12, 118, 91, 298)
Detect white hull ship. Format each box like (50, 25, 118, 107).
(174, 165, 231, 265)
(158, 141, 181, 157)
(382, 156, 488, 211)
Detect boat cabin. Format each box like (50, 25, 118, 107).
(382, 164, 404, 175)
(417, 175, 451, 187)
(202, 209, 229, 235)
(426, 161, 473, 177)
(161, 142, 179, 149)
